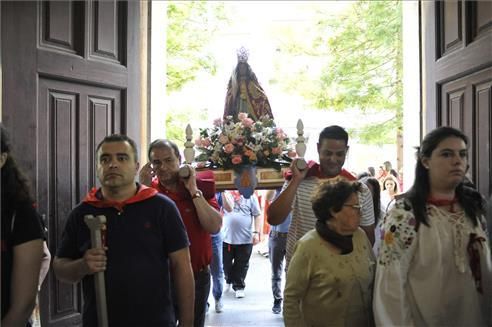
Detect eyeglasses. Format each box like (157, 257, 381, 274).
(343, 204, 361, 211)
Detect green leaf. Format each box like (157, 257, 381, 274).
(275, 0, 403, 144)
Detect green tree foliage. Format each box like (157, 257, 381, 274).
(165, 107, 209, 148)
(275, 1, 402, 144)
(166, 1, 228, 93)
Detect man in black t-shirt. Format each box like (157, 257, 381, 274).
(53, 134, 194, 326)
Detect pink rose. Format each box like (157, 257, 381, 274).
(219, 134, 229, 144)
(223, 143, 234, 154)
(238, 113, 248, 121)
(244, 150, 257, 161)
(242, 118, 254, 128)
(200, 138, 211, 147)
(231, 155, 243, 165)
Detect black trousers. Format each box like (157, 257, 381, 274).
(222, 242, 253, 291)
(172, 266, 211, 327)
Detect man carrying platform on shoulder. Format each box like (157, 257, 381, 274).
(139, 139, 222, 327)
(267, 125, 375, 266)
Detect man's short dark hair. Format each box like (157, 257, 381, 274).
(318, 125, 349, 146)
(147, 139, 181, 162)
(96, 134, 139, 162)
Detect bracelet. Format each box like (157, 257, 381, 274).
(252, 231, 259, 234)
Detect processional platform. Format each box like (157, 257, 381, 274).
(200, 167, 288, 191)
(185, 118, 306, 194)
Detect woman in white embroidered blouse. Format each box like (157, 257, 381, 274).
(373, 126, 492, 326)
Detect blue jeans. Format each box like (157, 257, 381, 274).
(268, 231, 288, 300)
(210, 232, 224, 300)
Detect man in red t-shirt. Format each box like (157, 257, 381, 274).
(139, 139, 222, 327)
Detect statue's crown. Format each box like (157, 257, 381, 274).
(236, 46, 249, 63)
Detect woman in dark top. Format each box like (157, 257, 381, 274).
(1, 123, 45, 325)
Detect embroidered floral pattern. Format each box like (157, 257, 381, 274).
(378, 200, 417, 266)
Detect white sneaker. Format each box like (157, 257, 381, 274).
(235, 289, 245, 298)
(215, 299, 224, 313)
(225, 283, 232, 292)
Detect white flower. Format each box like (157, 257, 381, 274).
(195, 115, 294, 169)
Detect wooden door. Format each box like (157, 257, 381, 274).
(421, 0, 492, 197)
(1, 1, 145, 326)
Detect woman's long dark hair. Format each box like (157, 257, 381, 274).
(359, 176, 382, 225)
(405, 126, 485, 229)
(1, 123, 34, 208)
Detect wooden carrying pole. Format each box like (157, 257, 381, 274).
(179, 123, 194, 178)
(295, 119, 307, 170)
(84, 215, 109, 327)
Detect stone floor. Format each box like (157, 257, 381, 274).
(205, 243, 285, 327)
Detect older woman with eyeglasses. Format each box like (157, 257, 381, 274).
(283, 181, 375, 327)
(374, 126, 492, 326)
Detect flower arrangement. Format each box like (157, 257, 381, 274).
(195, 113, 295, 170)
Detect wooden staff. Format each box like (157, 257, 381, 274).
(84, 215, 109, 327)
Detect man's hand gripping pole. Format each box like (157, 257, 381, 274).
(84, 215, 108, 327)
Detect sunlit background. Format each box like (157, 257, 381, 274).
(151, 1, 420, 183)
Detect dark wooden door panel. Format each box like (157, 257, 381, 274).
(37, 78, 122, 326)
(475, 77, 492, 196)
(471, 1, 492, 41)
(422, 0, 492, 196)
(440, 67, 492, 195)
(40, 1, 84, 54)
(91, 0, 126, 64)
(88, 94, 122, 187)
(438, 0, 462, 56)
(2, 1, 142, 326)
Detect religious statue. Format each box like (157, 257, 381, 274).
(223, 47, 274, 121)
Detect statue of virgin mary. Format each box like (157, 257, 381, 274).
(223, 47, 274, 122)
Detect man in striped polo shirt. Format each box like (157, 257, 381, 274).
(267, 125, 375, 266)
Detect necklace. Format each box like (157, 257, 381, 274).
(427, 196, 458, 213)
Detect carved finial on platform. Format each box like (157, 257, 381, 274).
(180, 124, 194, 178)
(295, 119, 307, 170)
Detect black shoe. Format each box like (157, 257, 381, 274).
(272, 299, 282, 314)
